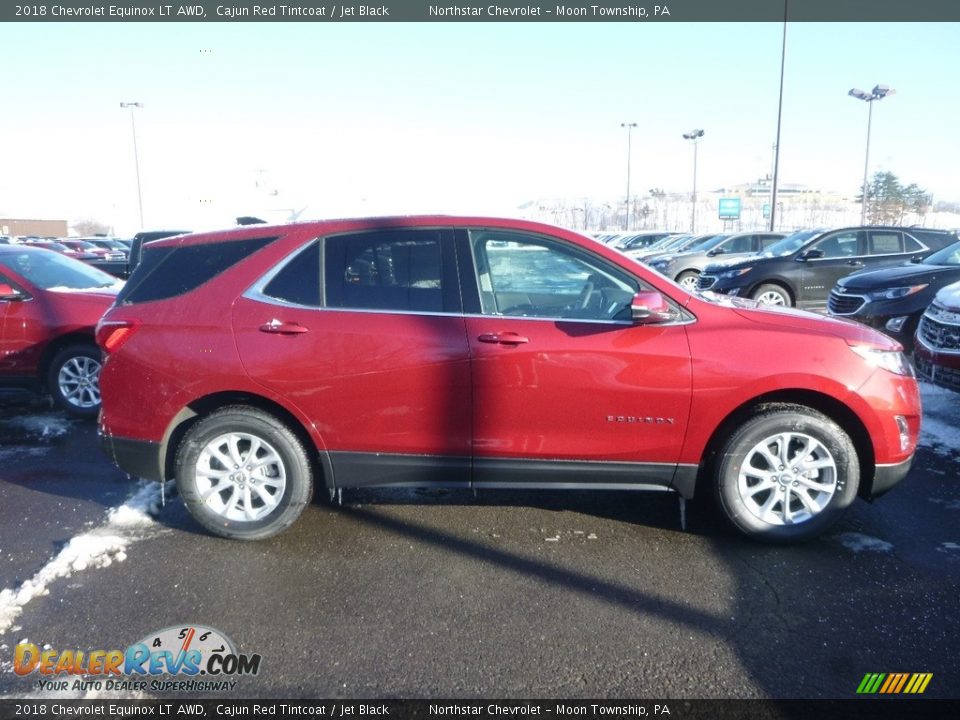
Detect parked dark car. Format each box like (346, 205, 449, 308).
(828, 239, 960, 350)
(127, 229, 190, 276)
(22, 239, 98, 262)
(0, 245, 120, 416)
(635, 234, 729, 265)
(914, 280, 960, 392)
(85, 238, 131, 257)
(97, 216, 919, 543)
(625, 234, 710, 263)
(614, 231, 676, 251)
(698, 226, 959, 311)
(649, 232, 786, 290)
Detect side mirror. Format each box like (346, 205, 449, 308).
(708, 248, 725, 257)
(0, 282, 24, 301)
(631, 291, 674, 324)
(798, 248, 824, 261)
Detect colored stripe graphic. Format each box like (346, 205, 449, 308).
(856, 673, 885, 694)
(857, 672, 932, 694)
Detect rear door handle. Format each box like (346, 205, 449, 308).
(846, 260, 864, 267)
(259, 320, 309, 335)
(478, 332, 529, 345)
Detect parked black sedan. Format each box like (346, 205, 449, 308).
(828, 238, 960, 350)
(698, 226, 958, 312)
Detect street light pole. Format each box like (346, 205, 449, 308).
(120, 102, 145, 229)
(848, 85, 894, 224)
(621, 122, 637, 231)
(682, 129, 704, 233)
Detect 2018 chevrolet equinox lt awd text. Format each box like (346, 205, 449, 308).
(96, 217, 921, 542)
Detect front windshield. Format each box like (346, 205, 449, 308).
(0, 249, 120, 290)
(923, 240, 960, 266)
(760, 228, 824, 257)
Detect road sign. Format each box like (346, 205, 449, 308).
(719, 197, 741, 219)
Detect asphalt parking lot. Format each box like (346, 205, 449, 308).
(0, 385, 958, 700)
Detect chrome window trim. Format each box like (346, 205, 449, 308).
(243, 239, 320, 310)
(232, 300, 695, 327)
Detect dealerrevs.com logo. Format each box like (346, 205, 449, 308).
(14, 625, 261, 693)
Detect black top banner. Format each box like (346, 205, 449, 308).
(3, 0, 959, 22)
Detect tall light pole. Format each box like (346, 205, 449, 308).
(682, 129, 704, 233)
(848, 85, 894, 224)
(120, 101, 145, 229)
(769, 1, 788, 232)
(621, 122, 637, 231)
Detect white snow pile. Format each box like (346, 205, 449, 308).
(836, 532, 894, 553)
(919, 381, 960, 458)
(1, 415, 72, 440)
(0, 481, 166, 635)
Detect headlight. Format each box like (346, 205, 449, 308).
(849, 345, 915, 377)
(719, 267, 752, 279)
(866, 284, 928, 301)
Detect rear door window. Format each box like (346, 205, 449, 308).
(323, 229, 458, 313)
(868, 231, 904, 255)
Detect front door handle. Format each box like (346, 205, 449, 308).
(846, 260, 864, 267)
(478, 332, 529, 345)
(259, 320, 309, 335)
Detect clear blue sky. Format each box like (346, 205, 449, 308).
(2, 21, 958, 232)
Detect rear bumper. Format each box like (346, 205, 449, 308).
(99, 431, 164, 481)
(869, 456, 914, 499)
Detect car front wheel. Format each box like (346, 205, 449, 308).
(676, 270, 700, 291)
(175, 407, 314, 540)
(47, 344, 103, 418)
(751, 283, 792, 306)
(714, 404, 859, 543)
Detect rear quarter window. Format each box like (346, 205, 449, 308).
(117, 236, 277, 305)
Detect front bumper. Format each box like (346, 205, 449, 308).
(869, 456, 914, 498)
(99, 431, 164, 481)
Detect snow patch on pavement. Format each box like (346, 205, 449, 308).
(0, 447, 49, 463)
(0, 415, 72, 440)
(0, 481, 167, 636)
(919, 381, 960, 458)
(836, 532, 894, 553)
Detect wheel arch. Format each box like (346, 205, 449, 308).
(38, 331, 98, 389)
(159, 390, 334, 492)
(692, 389, 876, 501)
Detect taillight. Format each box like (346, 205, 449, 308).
(96, 320, 138, 353)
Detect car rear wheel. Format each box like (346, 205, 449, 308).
(714, 404, 859, 542)
(47, 344, 102, 418)
(175, 406, 314, 540)
(676, 271, 700, 291)
(751, 283, 792, 306)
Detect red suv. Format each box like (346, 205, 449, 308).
(0, 245, 120, 416)
(96, 217, 921, 542)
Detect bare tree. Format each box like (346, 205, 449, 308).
(71, 218, 111, 236)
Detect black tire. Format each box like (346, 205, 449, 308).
(751, 283, 792, 307)
(714, 404, 859, 543)
(676, 270, 700, 291)
(175, 406, 314, 540)
(46, 343, 103, 418)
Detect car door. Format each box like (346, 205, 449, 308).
(0, 270, 39, 377)
(460, 228, 692, 489)
(233, 228, 473, 488)
(799, 230, 866, 310)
